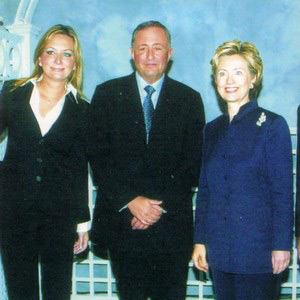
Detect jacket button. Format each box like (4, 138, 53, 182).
(224, 175, 228, 180)
(37, 158, 42, 163)
(36, 176, 42, 182)
(39, 139, 44, 145)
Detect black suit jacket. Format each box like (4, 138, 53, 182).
(89, 73, 205, 253)
(296, 105, 300, 236)
(0, 81, 90, 225)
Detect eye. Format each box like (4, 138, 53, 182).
(63, 52, 73, 57)
(154, 46, 162, 51)
(235, 70, 243, 75)
(218, 71, 226, 77)
(46, 50, 55, 55)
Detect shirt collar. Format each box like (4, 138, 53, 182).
(135, 72, 164, 97)
(24, 77, 78, 103)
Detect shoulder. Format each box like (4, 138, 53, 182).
(95, 74, 133, 91)
(91, 74, 134, 106)
(165, 76, 200, 97)
(256, 107, 289, 130)
(1, 80, 33, 107)
(1, 80, 30, 94)
(76, 97, 89, 114)
(164, 77, 203, 114)
(205, 115, 225, 131)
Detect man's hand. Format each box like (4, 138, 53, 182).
(192, 244, 208, 272)
(131, 216, 150, 230)
(272, 250, 290, 274)
(128, 196, 163, 225)
(74, 231, 89, 254)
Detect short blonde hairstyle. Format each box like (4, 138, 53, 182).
(211, 40, 263, 98)
(12, 24, 84, 97)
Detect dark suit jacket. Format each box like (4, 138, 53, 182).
(0, 81, 90, 226)
(194, 100, 293, 274)
(295, 105, 300, 236)
(89, 73, 205, 253)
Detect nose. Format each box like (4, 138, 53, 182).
(54, 53, 62, 64)
(146, 48, 154, 60)
(227, 73, 235, 84)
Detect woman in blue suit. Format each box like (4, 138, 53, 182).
(192, 40, 293, 300)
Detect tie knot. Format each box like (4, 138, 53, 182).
(144, 85, 155, 96)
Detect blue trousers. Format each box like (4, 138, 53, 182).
(211, 268, 282, 300)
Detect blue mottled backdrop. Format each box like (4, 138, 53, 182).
(1, 0, 300, 126)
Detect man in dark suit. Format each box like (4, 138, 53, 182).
(89, 21, 205, 300)
(296, 105, 300, 257)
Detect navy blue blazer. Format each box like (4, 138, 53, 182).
(194, 99, 293, 274)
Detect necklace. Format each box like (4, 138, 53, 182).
(37, 82, 66, 105)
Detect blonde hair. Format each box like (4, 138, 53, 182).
(211, 40, 263, 98)
(11, 24, 84, 97)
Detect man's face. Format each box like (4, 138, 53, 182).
(131, 26, 173, 84)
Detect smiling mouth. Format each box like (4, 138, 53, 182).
(51, 67, 64, 71)
(225, 87, 238, 92)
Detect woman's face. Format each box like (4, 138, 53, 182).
(216, 54, 256, 106)
(38, 34, 75, 83)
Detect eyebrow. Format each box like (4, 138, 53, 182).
(46, 47, 74, 52)
(137, 43, 165, 47)
(218, 67, 245, 71)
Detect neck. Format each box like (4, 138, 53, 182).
(38, 77, 66, 95)
(37, 78, 67, 105)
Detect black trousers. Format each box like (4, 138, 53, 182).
(211, 268, 282, 300)
(109, 249, 191, 300)
(0, 211, 76, 300)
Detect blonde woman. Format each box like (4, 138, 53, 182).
(0, 24, 89, 300)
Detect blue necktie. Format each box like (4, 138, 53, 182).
(143, 85, 155, 143)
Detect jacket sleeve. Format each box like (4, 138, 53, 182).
(266, 115, 293, 250)
(194, 125, 209, 244)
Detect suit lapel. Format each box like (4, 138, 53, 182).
(12, 82, 42, 140)
(149, 76, 173, 144)
(44, 92, 78, 140)
(121, 74, 147, 143)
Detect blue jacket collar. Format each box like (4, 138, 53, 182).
(224, 99, 258, 123)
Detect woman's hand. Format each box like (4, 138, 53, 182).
(192, 244, 209, 272)
(74, 231, 89, 254)
(297, 237, 300, 260)
(272, 250, 290, 274)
